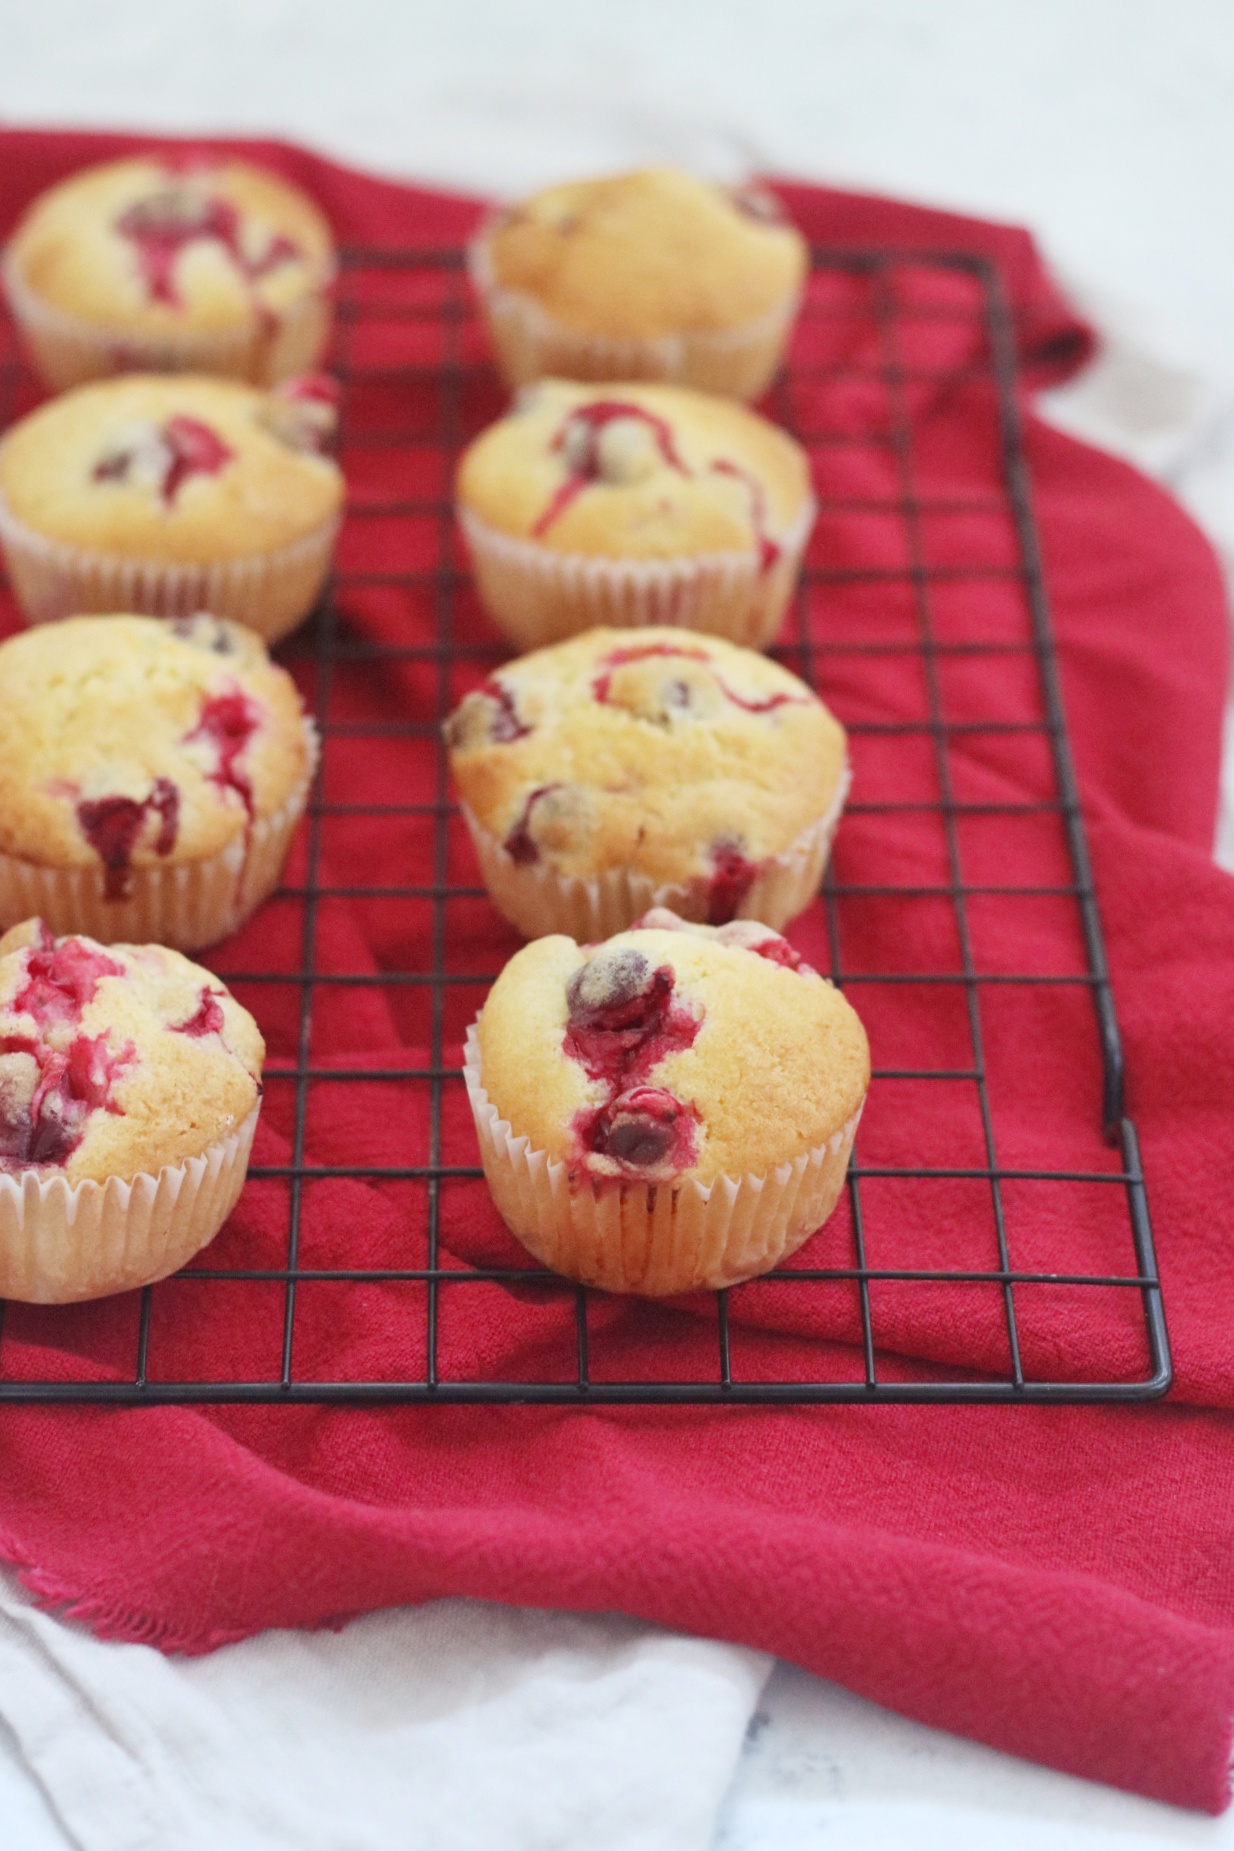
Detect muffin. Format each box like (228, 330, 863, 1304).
(0, 916, 262, 1301)
(457, 379, 815, 652)
(445, 626, 848, 940)
(0, 371, 343, 643)
(464, 910, 868, 1295)
(3, 153, 335, 391)
(0, 615, 317, 950)
(470, 167, 807, 400)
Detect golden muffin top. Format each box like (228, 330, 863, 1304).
(0, 372, 343, 562)
(0, 615, 314, 887)
(477, 913, 869, 1188)
(457, 379, 814, 563)
(476, 168, 807, 341)
(0, 916, 263, 1184)
(444, 625, 847, 908)
(5, 155, 334, 338)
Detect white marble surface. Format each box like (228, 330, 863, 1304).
(0, 2, 1232, 1846)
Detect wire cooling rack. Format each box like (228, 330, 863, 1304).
(0, 241, 1170, 1404)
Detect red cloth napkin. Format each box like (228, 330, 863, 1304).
(1, 130, 1233, 1813)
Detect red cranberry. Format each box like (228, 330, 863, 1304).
(707, 839, 759, 925)
(12, 939, 125, 1029)
(0, 1028, 133, 1171)
(502, 784, 562, 865)
(76, 778, 180, 901)
(588, 1085, 698, 1173)
(173, 987, 226, 1038)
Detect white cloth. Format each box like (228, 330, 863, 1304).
(0, 1569, 769, 1851)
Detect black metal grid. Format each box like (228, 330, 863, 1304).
(0, 240, 1170, 1404)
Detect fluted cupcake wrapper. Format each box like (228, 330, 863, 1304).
(460, 759, 850, 942)
(0, 1102, 259, 1303)
(0, 491, 341, 647)
(463, 1022, 861, 1297)
(0, 719, 318, 952)
(468, 225, 801, 403)
(458, 500, 815, 654)
(1, 248, 333, 391)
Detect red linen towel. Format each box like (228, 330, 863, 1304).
(0, 130, 1233, 1813)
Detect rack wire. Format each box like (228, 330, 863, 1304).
(0, 240, 1170, 1404)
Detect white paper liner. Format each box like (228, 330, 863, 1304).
(0, 1101, 259, 1303)
(0, 491, 341, 646)
(0, 717, 318, 952)
(1, 247, 333, 391)
(460, 758, 850, 942)
(459, 498, 816, 653)
(463, 1022, 862, 1296)
(468, 224, 801, 402)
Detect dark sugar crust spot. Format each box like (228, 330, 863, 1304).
(563, 944, 702, 1182)
(532, 400, 688, 538)
(173, 986, 226, 1038)
(707, 839, 760, 925)
(115, 186, 299, 315)
(76, 778, 180, 901)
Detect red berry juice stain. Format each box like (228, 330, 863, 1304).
(0, 934, 134, 1169)
(160, 416, 234, 502)
(532, 401, 688, 538)
(173, 986, 226, 1038)
(706, 839, 759, 925)
(12, 931, 125, 1030)
(477, 678, 531, 743)
(749, 934, 806, 971)
(502, 783, 560, 865)
(115, 187, 299, 312)
(76, 778, 180, 901)
(591, 641, 804, 715)
(709, 458, 781, 571)
(563, 946, 702, 1180)
(92, 416, 235, 506)
(185, 685, 263, 820)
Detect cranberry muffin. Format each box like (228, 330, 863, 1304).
(471, 167, 806, 400)
(444, 626, 848, 940)
(0, 917, 263, 1301)
(457, 379, 815, 652)
(0, 615, 316, 951)
(464, 910, 868, 1295)
(3, 153, 335, 390)
(0, 371, 342, 643)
